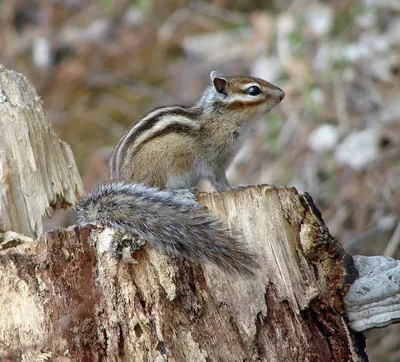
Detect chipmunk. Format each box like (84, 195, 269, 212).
(77, 71, 284, 276)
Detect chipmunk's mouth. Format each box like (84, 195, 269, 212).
(259, 102, 280, 114)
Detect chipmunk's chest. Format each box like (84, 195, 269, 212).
(199, 125, 245, 168)
(165, 128, 244, 189)
(215, 126, 245, 159)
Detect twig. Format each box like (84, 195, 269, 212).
(384, 219, 400, 257)
(333, 78, 350, 131)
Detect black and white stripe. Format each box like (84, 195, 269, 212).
(110, 106, 201, 179)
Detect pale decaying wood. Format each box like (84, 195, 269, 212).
(0, 186, 367, 361)
(346, 255, 400, 332)
(0, 64, 84, 238)
(0, 64, 367, 360)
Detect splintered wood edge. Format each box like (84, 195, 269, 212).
(198, 185, 357, 312)
(0, 65, 84, 238)
(197, 185, 365, 360)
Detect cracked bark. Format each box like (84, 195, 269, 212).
(0, 187, 367, 361)
(0, 64, 367, 361)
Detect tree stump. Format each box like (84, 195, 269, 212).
(0, 65, 368, 361)
(0, 186, 367, 361)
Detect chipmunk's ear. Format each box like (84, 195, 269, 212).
(210, 71, 227, 94)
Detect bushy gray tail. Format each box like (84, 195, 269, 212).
(76, 183, 258, 276)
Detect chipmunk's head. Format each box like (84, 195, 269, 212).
(201, 71, 285, 118)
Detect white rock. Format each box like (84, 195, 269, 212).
(32, 37, 52, 70)
(313, 42, 342, 72)
(334, 129, 379, 169)
(123, 6, 144, 27)
(278, 13, 296, 35)
(182, 28, 250, 59)
(303, 4, 334, 36)
(363, 33, 390, 53)
(343, 43, 370, 62)
(60, 20, 111, 45)
(310, 88, 325, 105)
(308, 124, 339, 153)
(84, 19, 111, 42)
(377, 215, 397, 231)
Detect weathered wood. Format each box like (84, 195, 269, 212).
(0, 186, 367, 361)
(0, 64, 368, 361)
(0, 65, 84, 238)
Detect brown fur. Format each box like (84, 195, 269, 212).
(79, 73, 284, 275)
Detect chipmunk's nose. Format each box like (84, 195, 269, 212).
(277, 87, 285, 101)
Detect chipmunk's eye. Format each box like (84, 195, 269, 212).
(246, 85, 261, 96)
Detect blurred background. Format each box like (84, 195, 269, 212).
(1, 0, 399, 359)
